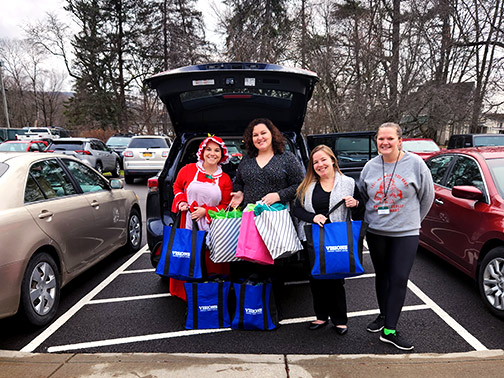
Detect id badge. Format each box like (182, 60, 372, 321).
(378, 206, 390, 215)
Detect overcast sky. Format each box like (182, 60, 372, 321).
(0, 0, 221, 91)
(0, 0, 220, 40)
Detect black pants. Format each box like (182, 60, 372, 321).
(366, 232, 419, 330)
(310, 277, 348, 325)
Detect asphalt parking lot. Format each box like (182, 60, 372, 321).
(4, 241, 501, 355)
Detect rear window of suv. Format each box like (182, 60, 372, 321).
(49, 141, 85, 150)
(128, 138, 169, 148)
(179, 88, 293, 110)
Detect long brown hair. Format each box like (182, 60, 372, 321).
(243, 118, 286, 157)
(296, 145, 342, 206)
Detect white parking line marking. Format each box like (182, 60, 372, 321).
(88, 293, 172, 304)
(26, 242, 487, 354)
(20, 245, 149, 353)
(407, 280, 488, 351)
(46, 328, 231, 353)
(278, 305, 430, 325)
(44, 305, 433, 353)
(121, 268, 156, 274)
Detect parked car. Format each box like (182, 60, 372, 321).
(402, 138, 441, 160)
(143, 62, 320, 270)
(106, 134, 135, 169)
(447, 133, 504, 149)
(0, 127, 28, 142)
(420, 146, 504, 318)
(307, 131, 377, 180)
(47, 137, 121, 177)
(0, 140, 48, 152)
(0, 152, 142, 325)
(122, 135, 172, 184)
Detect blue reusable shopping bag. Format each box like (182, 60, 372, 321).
(155, 212, 206, 281)
(184, 280, 231, 329)
(304, 200, 367, 279)
(231, 281, 278, 331)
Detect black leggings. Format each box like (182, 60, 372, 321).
(366, 232, 419, 330)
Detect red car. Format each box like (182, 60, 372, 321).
(421, 147, 504, 318)
(402, 138, 441, 160)
(0, 140, 48, 152)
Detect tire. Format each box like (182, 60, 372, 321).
(126, 208, 142, 253)
(111, 160, 121, 178)
(124, 174, 134, 184)
(20, 252, 60, 326)
(478, 247, 504, 318)
(95, 162, 103, 174)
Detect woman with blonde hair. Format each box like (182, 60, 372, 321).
(293, 144, 363, 334)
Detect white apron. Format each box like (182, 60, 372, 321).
(185, 170, 222, 231)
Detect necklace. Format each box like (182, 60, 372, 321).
(381, 151, 401, 203)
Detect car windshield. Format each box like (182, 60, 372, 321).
(402, 140, 440, 152)
(107, 136, 131, 147)
(49, 141, 85, 150)
(0, 143, 29, 151)
(487, 157, 504, 198)
(128, 138, 168, 148)
(29, 128, 50, 133)
(474, 135, 504, 147)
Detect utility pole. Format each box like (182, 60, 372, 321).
(0, 60, 11, 128)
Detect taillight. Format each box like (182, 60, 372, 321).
(148, 177, 159, 192)
(75, 150, 91, 155)
(46, 150, 54, 153)
(154, 244, 162, 257)
(124, 150, 133, 157)
(162, 151, 169, 158)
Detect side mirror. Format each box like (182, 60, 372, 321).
(452, 185, 483, 201)
(109, 178, 124, 189)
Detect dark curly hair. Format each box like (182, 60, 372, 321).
(243, 118, 286, 157)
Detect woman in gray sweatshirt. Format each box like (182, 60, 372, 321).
(358, 122, 434, 351)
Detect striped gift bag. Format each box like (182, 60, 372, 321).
(254, 208, 303, 259)
(208, 216, 242, 263)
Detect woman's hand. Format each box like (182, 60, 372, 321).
(190, 206, 206, 221)
(230, 191, 244, 208)
(261, 192, 280, 206)
(343, 196, 359, 208)
(178, 201, 189, 212)
(313, 214, 327, 227)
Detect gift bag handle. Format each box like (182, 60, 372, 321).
(163, 212, 183, 276)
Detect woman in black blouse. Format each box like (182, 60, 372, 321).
(229, 119, 304, 313)
(293, 145, 363, 334)
(230, 118, 304, 208)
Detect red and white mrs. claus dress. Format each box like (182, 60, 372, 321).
(169, 137, 233, 300)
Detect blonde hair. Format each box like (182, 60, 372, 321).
(296, 145, 342, 206)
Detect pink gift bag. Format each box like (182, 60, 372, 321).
(236, 211, 274, 265)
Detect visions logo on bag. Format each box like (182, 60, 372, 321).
(245, 307, 263, 316)
(325, 245, 348, 253)
(198, 305, 218, 312)
(172, 251, 191, 259)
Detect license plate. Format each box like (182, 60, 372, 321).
(143, 152, 152, 158)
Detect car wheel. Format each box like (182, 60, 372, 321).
(124, 174, 134, 184)
(111, 160, 121, 178)
(95, 162, 103, 174)
(478, 247, 504, 318)
(20, 252, 60, 326)
(126, 208, 142, 253)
